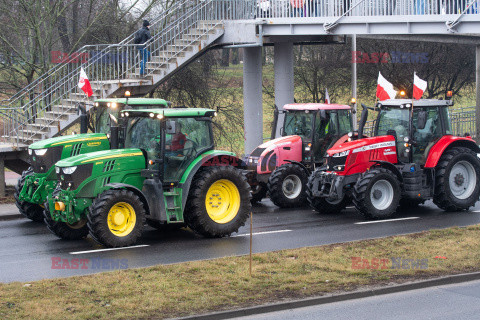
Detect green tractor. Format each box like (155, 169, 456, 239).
(46, 106, 252, 247)
(14, 97, 169, 223)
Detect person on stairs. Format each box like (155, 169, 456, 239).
(134, 20, 152, 76)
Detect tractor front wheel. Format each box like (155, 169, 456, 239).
(43, 198, 89, 240)
(251, 182, 267, 204)
(87, 189, 146, 247)
(267, 164, 308, 208)
(14, 167, 44, 222)
(433, 147, 480, 211)
(353, 167, 401, 219)
(185, 166, 251, 238)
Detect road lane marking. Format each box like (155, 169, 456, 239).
(70, 244, 150, 255)
(232, 229, 292, 237)
(354, 217, 420, 225)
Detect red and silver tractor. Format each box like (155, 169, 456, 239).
(246, 103, 354, 208)
(307, 99, 480, 218)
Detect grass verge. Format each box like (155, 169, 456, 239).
(1, 225, 479, 319)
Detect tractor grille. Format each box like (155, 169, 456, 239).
(58, 163, 93, 190)
(31, 146, 64, 174)
(327, 155, 347, 171)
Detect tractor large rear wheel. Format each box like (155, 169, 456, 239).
(267, 164, 308, 208)
(433, 147, 480, 211)
(353, 167, 401, 219)
(43, 198, 89, 240)
(14, 167, 44, 222)
(87, 189, 146, 247)
(185, 166, 251, 238)
(306, 172, 348, 214)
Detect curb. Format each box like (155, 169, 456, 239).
(175, 272, 480, 320)
(0, 213, 23, 221)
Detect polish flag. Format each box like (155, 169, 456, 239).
(376, 72, 397, 101)
(78, 67, 93, 97)
(413, 72, 427, 100)
(325, 88, 330, 104)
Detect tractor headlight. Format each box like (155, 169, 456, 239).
(34, 148, 48, 156)
(28, 149, 32, 155)
(62, 166, 77, 175)
(55, 167, 61, 174)
(333, 150, 350, 157)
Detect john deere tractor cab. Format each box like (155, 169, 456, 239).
(15, 97, 169, 223)
(246, 103, 353, 208)
(307, 99, 480, 219)
(47, 106, 251, 247)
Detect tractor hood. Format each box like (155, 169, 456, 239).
(254, 135, 303, 152)
(56, 148, 144, 167)
(29, 133, 108, 150)
(327, 136, 395, 157)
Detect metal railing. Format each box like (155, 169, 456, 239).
(363, 107, 476, 138)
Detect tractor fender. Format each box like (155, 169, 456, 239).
(424, 136, 480, 168)
(104, 183, 152, 216)
(284, 160, 310, 176)
(179, 152, 246, 210)
(370, 161, 403, 182)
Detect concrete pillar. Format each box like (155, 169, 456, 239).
(476, 45, 480, 141)
(274, 42, 294, 138)
(243, 46, 263, 155)
(351, 34, 358, 129)
(0, 159, 5, 197)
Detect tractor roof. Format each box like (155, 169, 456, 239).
(376, 99, 453, 108)
(95, 98, 170, 106)
(122, 108, 216, 118)
(284, 103, 351, 111)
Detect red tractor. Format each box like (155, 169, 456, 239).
(307, 99, 480, 219)
(246, 103, 354, 208)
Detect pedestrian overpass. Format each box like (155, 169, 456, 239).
(0, 0, 479, 194)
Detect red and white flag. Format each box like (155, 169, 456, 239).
(376, 72, 397, 101)
(413, 72, 427, 100)
(78, 67, 93, 97)
(325, 88, 330, 104)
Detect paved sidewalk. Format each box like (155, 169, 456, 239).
(0, 203, 22, 220)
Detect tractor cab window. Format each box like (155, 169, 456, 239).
(95, 107, 112, 134)
(124, 117, 162, 159)
(376, 107, 410, 162)
(338, 110, 353, 134)
(412, 107, 443, 163)
(164, 118, 213, 182)
(283, 111, 314, 141)
(312, 111, 339, 162)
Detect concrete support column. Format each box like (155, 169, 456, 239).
(476, 45, 480, 142)
(243, 46, 263, 155)
(351, 34, 358, 129)
(274, 42, 294, 138)
(0, 158, 5, 197)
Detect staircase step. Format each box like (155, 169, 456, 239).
(69, 92, 100, 100)
(156, 50, 187, 58)
(181, 34, 210, 41)
(43, 112, 72, 121)
(52, 105, 77, 113)
(165, 44, 194, 52)
(18, 130, 44, 140)
(62, 99, 86, 106)
(150, 56, 177, 63)
(26, 123, 57, 133)
(174, 39, 201, 46)
(35, 117, 61, 126)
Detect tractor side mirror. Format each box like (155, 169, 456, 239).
(166, 120, 176, 134)
(320, 110, 327, 121)
(417, 110, 427, 130)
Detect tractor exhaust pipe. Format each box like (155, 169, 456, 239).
(357, 104, 369, 139)
(78, 104, 88, 134)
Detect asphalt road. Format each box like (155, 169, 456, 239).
(232, 279, 480, 320)
(1, 199, 480, 283)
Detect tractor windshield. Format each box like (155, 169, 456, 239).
(376, 107, 410, 139)
(124, 117, 162, 156)
(283, 111, 314, 141)
(95, 107, 118, 134)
